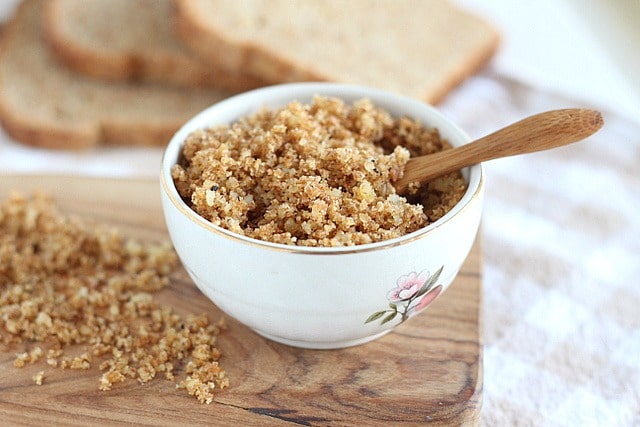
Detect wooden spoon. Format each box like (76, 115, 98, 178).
(394, 109, 604, 194)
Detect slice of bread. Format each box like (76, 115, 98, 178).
(174, 0, 499, 104)
(43, 0, 264, 90)
(0, 0, 232, 149)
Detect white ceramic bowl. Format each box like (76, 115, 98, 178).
(160, 83, 483, 349)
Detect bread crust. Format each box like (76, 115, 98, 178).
(174, 0, 499, 104)
(0, 1, 95, 149)
(426, 35, 500, 105)
(0, 0, 230, 149)
(174, 0, 323, 84)
(43, 0, 265, 90)
(173, 0, 248, 76)
(0, 102, 98, 149)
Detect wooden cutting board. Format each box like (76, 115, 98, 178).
(0, 175, 483, 426)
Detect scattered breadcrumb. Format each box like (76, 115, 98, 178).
(0, 192, 227, 403)
(172, 96, 467, 247)
(33, 370, 45, 385)
(13, 346, 43, 367)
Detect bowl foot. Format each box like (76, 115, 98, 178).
(251, 328, 392, 350)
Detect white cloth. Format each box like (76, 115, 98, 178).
(443, 70, 640, 427)
(1, 1, 639, 425)
(445, 3, 640, 424)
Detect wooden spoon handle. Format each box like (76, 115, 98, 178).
(395, 109, 604, 193)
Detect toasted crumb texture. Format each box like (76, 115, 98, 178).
(172, 96, 467, 247)
(33, 370, 45, 385)
(0, 192, 228, 403)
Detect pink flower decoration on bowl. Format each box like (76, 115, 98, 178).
(413, 284, 443, 312)
(387, 271, 429, 302)
(366, 266, 444, 325)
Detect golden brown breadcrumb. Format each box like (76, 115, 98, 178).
(172, 96, 467, 247)
(0, 192, 227, 403)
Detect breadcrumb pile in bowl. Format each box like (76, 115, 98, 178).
(171, 95, 467, 247)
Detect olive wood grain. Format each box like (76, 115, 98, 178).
(395, 108, 604, 193)
(0, 175, 483, 426)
